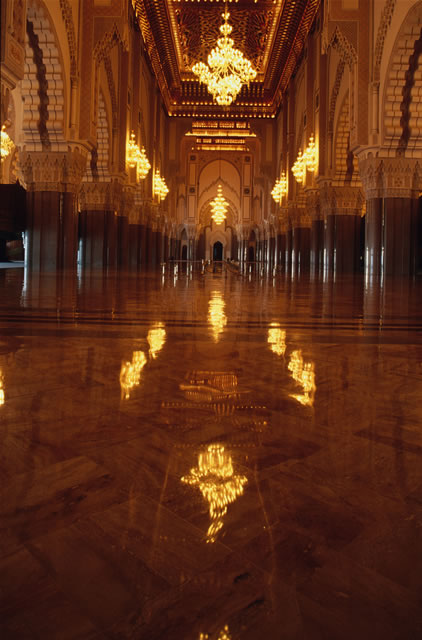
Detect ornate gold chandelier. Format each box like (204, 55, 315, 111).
(192, 11, 257, 106)
(154, 170, 169, 202)
(292, 134, 317, 184)
(126, 131, 151, 180)
(1, 125, 14, 162)
(271, 171, 288, 204)
(210, 184, 228, 224)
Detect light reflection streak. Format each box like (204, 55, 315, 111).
(147, 322, 166, 359)
(288, 349, 316, 406)
(119, 351, 147, 399)
(0, 368, 4, 405)
(267, 322, 286, 356)
(199, 625, 231, 640)
(181, 444, 247, 543)
(208, 291, 227, 342)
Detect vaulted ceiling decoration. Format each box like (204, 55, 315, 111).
(132, 0, 320, 119)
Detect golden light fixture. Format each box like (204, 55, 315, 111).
(192, 11, 257, 106)
(119, 350, 147, 400)
(271, 171, 287, 204)
(147, 322, 166, 359)
(127, 131, 139, 168)
(1, 126, 14, 162)
(292, 135, 318, 184)
(288, 349, 316, 407)
(137, 146, 151, 180)
(126, 131, 151, 180)
(181, 444, 247, 543)
(210, 184, 228, 225)
(154, 170, 169, 202)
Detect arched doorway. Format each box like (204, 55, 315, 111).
(248, 246, 255, 262)
(181, 245, 188, 260)
(213, 241, 223, 261)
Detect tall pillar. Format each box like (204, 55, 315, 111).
(291, 208, 311, 271)
(21, 149, 87, 270)
(320, 185, 364, 274)
(147, 225, 155, 267)
(117, 216, 129, 269)
(307, 191, 323, 274)
(79, 180, 123, 270)
(79, 210, 117, 269)
(359, 156, 421, 277)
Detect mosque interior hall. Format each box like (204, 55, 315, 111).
(1, 1, 422, 638)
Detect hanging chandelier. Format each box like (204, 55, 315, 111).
(192, 11, 257, 106)
(154, 170, 169, 202)
(292, 135, 318, 184)
(210, 184, 228, 224)
(1, 125, 14, 162)
(126, 131, 151, 180)
(137, 146, 151, 179)
(271, 171, 288, 204)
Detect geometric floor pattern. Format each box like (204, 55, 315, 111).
(1, 267, 422, 639)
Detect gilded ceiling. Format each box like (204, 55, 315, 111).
(132, 0, 320, 119)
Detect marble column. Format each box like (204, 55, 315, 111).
(310, 220, 324, 274)
(146, 226, 155, 268)
(359, 156, 421, 277)
(285, 226, 293, 272)
(128, 223, 142, 270)
(320, 185, 364, 274)
(117, 216, 129, 269)
(21, 149, 87, 270)
(292, 225, 311, 271)
(78, 210, 117, 270)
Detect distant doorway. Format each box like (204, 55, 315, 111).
(248, 246, 255, 262)
(213, 241, 223, 261)
(181, 245, 187, 260)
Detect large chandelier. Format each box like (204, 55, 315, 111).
(192, 11, 257, 106)
(292, 134, 317, 184)
(126, 131, 151, 180)
(154, 170, 169, 202)
(210, 184, 228, 225)
(1, 125, 14, 162)
(271, 171, 288, 204)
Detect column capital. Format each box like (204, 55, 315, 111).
(79, 178, 124, 211)
(357, 155, 421, 200)
(319, 183, 364, 217)
(20, 147, 88, 193)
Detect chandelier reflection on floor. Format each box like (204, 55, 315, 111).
(288, 349, 316, 407)
(200, 625, 231, 640)
(192, 11, 257, 106)
(120, 351, 147, 400)
(267, 323, 286, 357)
(181, 444, 247, 543)
(208, 291, 227, 342)
(0, 368, 4, 405)
(147, 322, 166, 359)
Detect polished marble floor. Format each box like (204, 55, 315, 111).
(1, 266, 422, 639)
